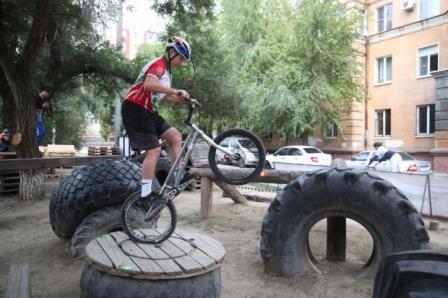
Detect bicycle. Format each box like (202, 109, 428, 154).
(121, 99, 266, 244)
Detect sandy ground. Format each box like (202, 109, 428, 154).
(1, 170, 447, 298)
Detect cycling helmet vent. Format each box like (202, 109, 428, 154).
(166, 36, 191, 61)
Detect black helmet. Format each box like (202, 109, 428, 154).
(373, 141, 382, 148)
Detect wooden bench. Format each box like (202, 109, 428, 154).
(5, 264, 31, 298)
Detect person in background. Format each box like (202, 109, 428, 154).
(368, 141, 402, 172)
(34, 86, 52, 145)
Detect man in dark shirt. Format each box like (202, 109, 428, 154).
(34, 86, 52, 145)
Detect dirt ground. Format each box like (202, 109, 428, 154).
(1, 170, 447, 298)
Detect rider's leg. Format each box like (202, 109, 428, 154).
(141, 146, 161, 197)
(161, 127, 182, 164)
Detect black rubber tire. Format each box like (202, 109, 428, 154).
(121, 191, 177, 244)
(155, 156, 172, 185)
(208, 128, 266, 185)
(81, 264, 221, 298)
(374, 250, 448, 298)
(70, 205, 122, 258)
(49, 159, 142, 239)
(260, 168, 430, 277)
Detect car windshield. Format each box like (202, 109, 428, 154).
(352, 151, 370, 161)
(237, 139, 254, 148)
(303, 147, 322, 154)
(398, 152, 415, 161)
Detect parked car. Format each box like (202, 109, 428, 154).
(265, 145, 332, 169)
(345, 151, 432, 173)
(215, 137, 260, 167)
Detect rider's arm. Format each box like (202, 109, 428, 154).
(143, 76, 188, 103)
(143, 76, 177, 95)
(368, 155, 379, 165)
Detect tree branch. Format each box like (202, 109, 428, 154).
(56, 63, 134, 85)
(20, 0, 51, 70)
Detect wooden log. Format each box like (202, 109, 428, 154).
(326, 217, 346, 262)
(0, 155, 122, 171)
(190, 167, 304, 184)
(6, 263, 31, 298)
(200, 177, 213, 219)
(214, 180, 248, 204)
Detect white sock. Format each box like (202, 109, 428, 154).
(141, 179, 153, 197)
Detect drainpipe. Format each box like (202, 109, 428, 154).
(364, 36, 369, 149)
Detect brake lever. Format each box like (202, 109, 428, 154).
(185, 97, 201, 108)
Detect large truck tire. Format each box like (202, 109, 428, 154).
(155, 156, 172, 185)
(260, 168, 430, 277)
(373, 251, 448, 298)
(81, 264, 221, 298)
(70, 205, 122, 258)
(49, 159, 141, 239)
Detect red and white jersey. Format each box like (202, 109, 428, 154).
(125, 57, 171, 112)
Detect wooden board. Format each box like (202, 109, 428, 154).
(0, 170, 20, 194)
(85, 229, 225, 280)
(5, 263, 31, 298)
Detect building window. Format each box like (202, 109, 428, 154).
(358, 9, 367, 35)
(419, 0, 439, 20)
(416, 105, 435, 135)
(375, 109, 391, 137)
(417, 45, 439, 77)
(377, 3, 393, 33)
(324, 123, 338, 138)
(375, 56, 392, 84)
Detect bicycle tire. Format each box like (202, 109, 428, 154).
(121, 192, 177, 244)
(208, 128, 266, 185)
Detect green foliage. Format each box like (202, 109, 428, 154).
(1, 0, 363, 151)
(219, 0, 363, 140)
(0, 0, 134, 150)
(150, 0, 363, 141)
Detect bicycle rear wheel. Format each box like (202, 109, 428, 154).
(208, 128, 266, 185)
(121, 192, 177, 244)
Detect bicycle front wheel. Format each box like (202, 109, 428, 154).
(208, 128, 266, 185)
(121, 192, 177, 244)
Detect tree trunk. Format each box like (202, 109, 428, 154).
(14, 75, 44, 201)
(0, 0, 51, 201)
(19, 169, 45, 201)
(0, 72, 15, 130)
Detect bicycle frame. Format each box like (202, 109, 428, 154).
(157, 103, 235, 196)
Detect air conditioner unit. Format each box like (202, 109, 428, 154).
(402, 0, 415, 11)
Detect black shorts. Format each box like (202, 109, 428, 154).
(121, 100, 171, 150)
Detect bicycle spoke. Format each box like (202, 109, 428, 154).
(121, 193, 177, 244)
(209, 129, 266, 185)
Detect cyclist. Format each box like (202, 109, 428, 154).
(368, 141, 402, 172)
(122, 37, 198, 201)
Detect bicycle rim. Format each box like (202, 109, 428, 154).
(208, 128, 266, 185)
(121, 192, 177, 244)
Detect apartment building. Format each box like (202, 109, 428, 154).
(272, 0, 448, 171)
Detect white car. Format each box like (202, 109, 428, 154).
(345, 151, 432, 173)
(215, 137, 259, 167)
(265, 146, 332, 169)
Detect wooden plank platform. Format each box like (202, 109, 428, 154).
(0, 152, 17, 160)
(0, 171, 20, 194)
(85, 230, 225, 280)
(88, 146, 120, 156)
(0, 152, 19, 194)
